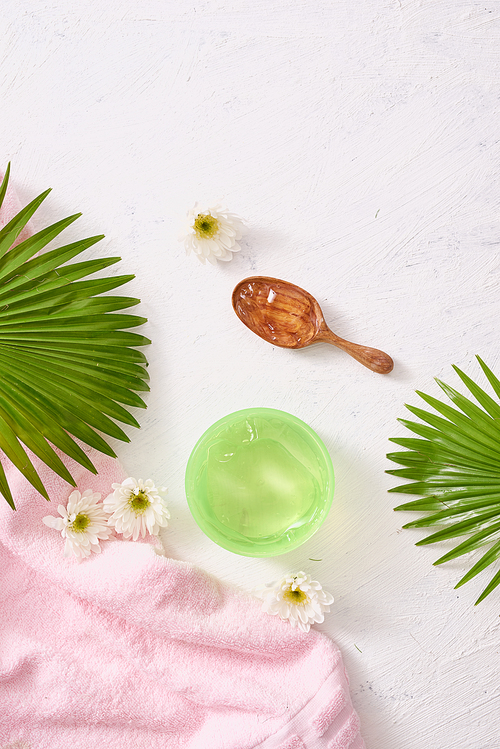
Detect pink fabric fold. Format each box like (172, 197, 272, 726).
(0, 449, 365, 749)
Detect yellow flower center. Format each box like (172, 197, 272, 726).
(70, 513, 90, 533)
(129, 489, 150, 515)
(194, 213, 220, 239)
(283, 586, 309, 606)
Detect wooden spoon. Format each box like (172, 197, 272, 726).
(232, 276, 393, 374)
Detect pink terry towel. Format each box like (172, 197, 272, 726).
(0, 449, 365, 749)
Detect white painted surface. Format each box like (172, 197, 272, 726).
(2, 1, 500, 746)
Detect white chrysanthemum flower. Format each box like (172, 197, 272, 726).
(179, 202, 245, 265)
(103, 477, 169, 541)
(42, 489, 113, 560)
(258, 571, 334, 633)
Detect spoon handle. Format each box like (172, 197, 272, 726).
(318, 329, 394, 374)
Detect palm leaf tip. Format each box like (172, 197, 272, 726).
(389, 357, 500, 603)
(0, 163, 11, 213)
(0, 167, 150, 509)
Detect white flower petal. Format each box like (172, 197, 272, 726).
(258, 571, 333, 633)
(42, 516, 65, 531)
(179, 203, 245, 265)
(279, 601, 291, 619)
(43, 490, 114, 559)
(266, 601, 281, 616)
(105, 477, 169, 541)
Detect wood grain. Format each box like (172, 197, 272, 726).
(233, 276, 394, 373)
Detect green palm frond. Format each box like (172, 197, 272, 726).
(388, 356, 500, 604)
(0, 165, 150, 509)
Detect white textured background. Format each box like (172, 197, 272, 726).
(2, 1, 500, 747)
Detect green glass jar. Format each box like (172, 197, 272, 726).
(185, 408, 334, 557)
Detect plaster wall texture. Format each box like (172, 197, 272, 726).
(1, 1, 500, 747)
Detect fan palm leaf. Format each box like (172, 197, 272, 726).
(0, 165, 150, 509)
(388, 356, 500, 604)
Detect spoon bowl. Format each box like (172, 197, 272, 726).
(232, 276, 393, 374)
